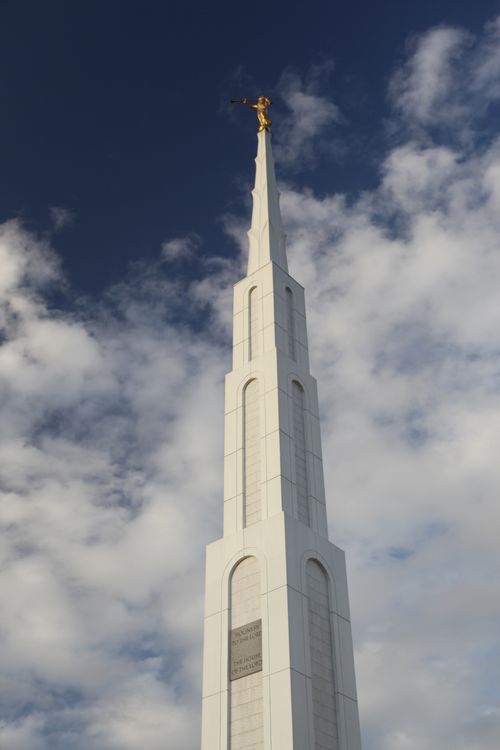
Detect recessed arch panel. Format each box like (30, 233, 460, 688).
(243, 378, 261, 526)
(248, 286, 259, 361)
(286, 286, 296, 360)
(306, 559, 339, 750)
(229, 556, 263, 749)
(292, 380, 310, 526)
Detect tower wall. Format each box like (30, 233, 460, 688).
(201, 515, 362, 750)
(201, 131, 362, 750)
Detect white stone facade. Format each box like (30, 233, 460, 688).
(201, 131, 362, 750)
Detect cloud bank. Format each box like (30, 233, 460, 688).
(0, 225, 237, 749)
(1, 13, 500, 750)
(274, 60, 341, 168)
(390, 16, 500, 141)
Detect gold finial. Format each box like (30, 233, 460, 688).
(230, 95, 272, 132)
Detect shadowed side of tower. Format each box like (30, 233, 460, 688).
(201, 129, 362, 750)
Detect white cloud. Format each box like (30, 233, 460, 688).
(49, 206, 74, 231)
(468, 16, 500, 101)
(274, 60, 341, 168)
(389, 15, 500, 139)
(389, 27, 469, 125)
(280, 98, 500, 750)
(161, 233, 200, 262)
(0, 222, 231, 748)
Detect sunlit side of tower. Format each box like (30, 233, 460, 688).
(201, 127, 362, 750)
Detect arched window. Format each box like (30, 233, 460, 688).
(244, 379, 261, 526)
(230, 557, 263, 749)
(286, 287, 296, 360)
(248, 287, 259, 360)
(306, 559, 338, 750)
(292, 381, 309, 526)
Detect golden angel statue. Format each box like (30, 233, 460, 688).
(230, 95, 272, 132)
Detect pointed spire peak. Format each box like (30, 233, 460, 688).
(247, 129, 288, 275)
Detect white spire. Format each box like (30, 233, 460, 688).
(247, 130, 288, 274)
(201, 118, 363, 750)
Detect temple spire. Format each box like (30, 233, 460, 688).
(201, 101, 362, 750)
(247, 130, 288, 274)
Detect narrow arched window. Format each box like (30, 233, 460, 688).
(307, 559, 338, 750)
(244, 379, 261, 526)
(230, 557, 263, 749)
(286, 287, 296, 360)
(292, 381, 309, 526)
(248, 287, 259, 360)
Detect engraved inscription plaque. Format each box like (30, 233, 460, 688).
(230, 618, 262, 681)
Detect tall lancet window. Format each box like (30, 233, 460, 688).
(307, 559, 339, 750)
(230, 557, 263, 750)
(244, 379, 261, 526)
(286, 287, 296, 360)
(248, 286, 259, 360)
(292, 381, 310, 526)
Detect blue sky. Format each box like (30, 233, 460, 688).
(1, 2, 500, 749)
(2, 0, 499, 292)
